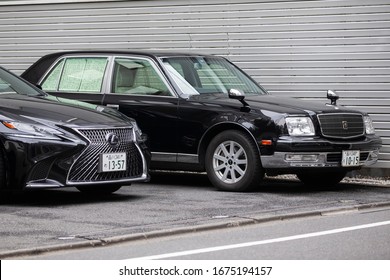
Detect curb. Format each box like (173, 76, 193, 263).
(2, 200, 390, 259)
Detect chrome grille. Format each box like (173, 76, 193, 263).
(317, 113, 364, 139)
(68, 128, 143, 183)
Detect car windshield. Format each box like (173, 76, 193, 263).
(0, 67, 45, 97)
(161, 56, 267, 96)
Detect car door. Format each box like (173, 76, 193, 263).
(102, 56, 180, 164)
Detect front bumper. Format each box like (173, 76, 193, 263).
(262, 149, 380, 169)
(1, 127, 151, 190)
(261, 134, 382, 171)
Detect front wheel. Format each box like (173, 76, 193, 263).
(297, 171, 347, 187)
(205, 130, 264, 192)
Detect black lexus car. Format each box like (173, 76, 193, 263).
(0, 66, 150, 195)
(22, 51, 382, 191)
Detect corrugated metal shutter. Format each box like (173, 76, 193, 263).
(0, 0, 389, 170)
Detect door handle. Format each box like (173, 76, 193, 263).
(106, 104, 119, 110)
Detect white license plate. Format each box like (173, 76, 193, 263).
(99, 152, 127, 172)
(341, 150, 360, 167)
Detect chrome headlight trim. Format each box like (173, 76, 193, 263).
(363, 115, 375, 135)
(285, 117, 315, 136)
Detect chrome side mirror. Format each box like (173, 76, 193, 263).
(327, 90, 339, 105)
(228, 88, 245, 100)
(228, 89, 250, 112)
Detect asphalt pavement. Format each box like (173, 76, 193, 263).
(0, 172, 389, 259)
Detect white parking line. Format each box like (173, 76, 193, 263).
(129, 220, 390, 260)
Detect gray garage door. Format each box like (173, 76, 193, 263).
(0, 0, 389, 172)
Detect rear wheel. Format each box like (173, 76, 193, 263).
(76, 185, 122, 195)
(297, 171, 347, 187)
(205, 130, 264, 192)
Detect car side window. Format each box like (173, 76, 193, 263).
(41, 59, 65, 91)
(112, 58, 171, 96)
(42, 57, 108, 93)
(162, 57, 262, 95)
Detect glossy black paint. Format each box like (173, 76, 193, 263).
(22, 51, 382, 177)
(0, 66, 150, 191)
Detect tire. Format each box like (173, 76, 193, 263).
(205, 130, 264, 192)
(76, 185, 122, 195)
(297, 171, 347, 187)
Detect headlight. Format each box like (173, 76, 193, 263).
(1, 120, 63, 140)
(285, 117, 315, 136)
(364, 115, 375, 135)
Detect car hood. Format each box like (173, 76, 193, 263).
(188, 93, 362, 115)
(0, 94, 132, 128)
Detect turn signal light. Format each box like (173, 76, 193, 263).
(261, 140, 272, 146)
(2, 121, 16, 129)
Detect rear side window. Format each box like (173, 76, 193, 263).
(41, 57, 108, 93)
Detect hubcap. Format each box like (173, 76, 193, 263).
(212, 140, 248, 184)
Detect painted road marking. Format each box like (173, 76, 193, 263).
(130, 220, 390, 260)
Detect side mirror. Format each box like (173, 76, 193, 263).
(228, 89, 250, 112)
(228, 88, 245, 100)
(327, 90, 339, 105)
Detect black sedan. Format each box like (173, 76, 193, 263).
(22, 51, 382, 191)
(0, 66, 150, 195)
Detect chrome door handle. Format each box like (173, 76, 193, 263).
(106, 104, 119, 110)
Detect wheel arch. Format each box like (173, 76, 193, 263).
(198, 122, 261, 169)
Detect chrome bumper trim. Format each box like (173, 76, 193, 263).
(261, 150, 379, 169)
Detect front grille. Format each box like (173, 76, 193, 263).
(68, 128, 143, 183)
(318, 113, 364, 139)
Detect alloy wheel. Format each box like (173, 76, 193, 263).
(212, 140, 248, 184)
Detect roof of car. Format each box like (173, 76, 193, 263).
(21, 50, 226, 84)
(40, 50, 215, 59)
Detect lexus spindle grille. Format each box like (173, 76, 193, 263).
(68, 128, 143, 183)
(317, 113, 365, 139)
